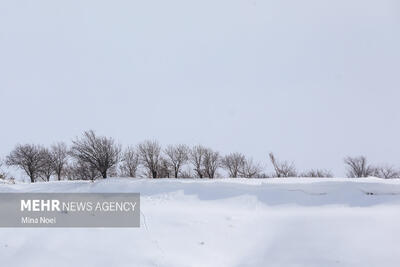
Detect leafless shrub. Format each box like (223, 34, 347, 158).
(50, 142, 69, 181)
(269, 152, 297, 177)
(203, 148, 220, 178)
(38, 148, 54, 182)
(137, 140, 161, 178)
(344, 156, 374, 178)
(6, 144, 47, 183)
(164, 144, 189, 178)
(65, 161, 102, 181)
(373, 165, 400, 179)
(221, 153, 246, 178)
(256, 173, 270, 178)
(190, 145, 207, 178)
(300, 169, 333, 178)
(120, 146, 140, 177)
(239, 158, 262, 178)
(70, 130, 121, 179)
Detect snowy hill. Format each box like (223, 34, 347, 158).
(0, 178, 400, 267)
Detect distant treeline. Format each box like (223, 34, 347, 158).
(0, 130, 399, 183)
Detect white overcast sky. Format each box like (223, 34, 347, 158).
(0, 0, 399, 177)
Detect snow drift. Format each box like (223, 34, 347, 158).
(0, 178, 399, 267)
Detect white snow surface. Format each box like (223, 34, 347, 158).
(1, 177, 400, 267)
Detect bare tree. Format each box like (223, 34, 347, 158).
(190, 145, 207, 178)
(120, 146, 140, 177)
(203, 148, 220, 178)
(269, 152, 297, 177)
(38, 148, 54, 182)
(239, 158, 262, 178)
(344, 156, 374, 178)
(373, 165, 400, 179)
(51, 142, 69, 181)
(221, 153, 246, 178)
(70, 130, 121, 178)
(137, 140, 161, 178)
(164, 144, 189, 178)
(158, 157, 172, 178)
(0, 158, 6, 180)
(300, 169, 333, 178)
(6, 144, 46, 183)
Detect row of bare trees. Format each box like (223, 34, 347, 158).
(343, 156, 400, 178)
(1, 130, 399, 182)
(3, 131, 120, 182)
(268, 152, 334, 178)
(267, 153, 400, 178)
(4, 143, 69, 183)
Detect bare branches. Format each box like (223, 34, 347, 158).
(190, 145, 207, 178)
(344, 156, 400, 178)
(6, 144, 47, 183)
(70, 130, 121, 179)
(120, 146, 140, 178)
(51, 142, 69, 181)
(4, 131, 400, 181)
(221, 153, 245, 178)
(269, 153, 297, 178)
(300, 169, 333, 178)
(164, 144, 189, 178)
(6, 143, 68, 182)
(137, 140, 161, 178)
(238, 158, 262, 178)
(189, 146, 220, 178)
(65, 161, 101, 181)
(38, 148, 54, 182)
(203, 148, 220, 178)
(344, 156, 374, 178)
(0, 158, 6, 180)
(222, 153, 262, 178)
(373, 165, 400, 179)
(158, 157, 172, 178)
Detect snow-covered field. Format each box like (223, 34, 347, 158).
(0, 178, 400, 267)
